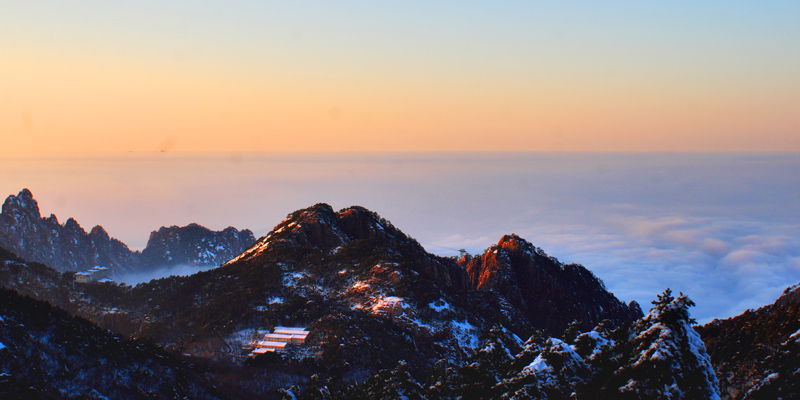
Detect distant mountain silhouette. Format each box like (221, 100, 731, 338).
(0, 189, 255, 274)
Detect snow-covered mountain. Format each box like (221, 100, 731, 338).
(5, 199, 794, 398)
(0, 189, 255, 274)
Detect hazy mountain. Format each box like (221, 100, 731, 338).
(0, 189, 139, 274)
(0, 189, 255, 274)
(140, 223, 255, 268)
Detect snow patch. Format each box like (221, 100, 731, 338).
(450, 320, 480, 349)
(428, 300, 450, 312)
(523, 355, 551, 374)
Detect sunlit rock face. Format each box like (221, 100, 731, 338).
(0, 189, 255, 274)
(462, 234, 643, 335)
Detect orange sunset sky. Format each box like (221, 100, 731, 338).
(2, 1, 799, 156)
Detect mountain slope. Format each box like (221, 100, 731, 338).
(698, 284, 800, 400)
(0, 286, 224, 399)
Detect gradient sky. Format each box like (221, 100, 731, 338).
(2, 1, 799, 155)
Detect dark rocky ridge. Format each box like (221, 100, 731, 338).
(699, 284, 800, 400)
(0, 189, 255, 274)
(461, 233, 643, 334)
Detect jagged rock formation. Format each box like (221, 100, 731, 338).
(461, 234, 643, 335)
(0, 189, 255, 274)
(699, 284, 800, 400)
(0, 189, 138, 274)
(141, 223, 255, 268)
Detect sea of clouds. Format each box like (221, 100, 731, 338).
(3, 152, 798, 323)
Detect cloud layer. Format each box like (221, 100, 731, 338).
(3, 152, 799, 323)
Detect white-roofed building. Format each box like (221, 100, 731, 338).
(248, 326, 309, 356)
(74, 266, 112, 284)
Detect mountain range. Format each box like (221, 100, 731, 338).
(0, 190, 797, 399)
(0, 189, 255, 274)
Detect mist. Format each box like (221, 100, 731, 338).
(115, 264, 217, 286)
(2, 152, 799, 322)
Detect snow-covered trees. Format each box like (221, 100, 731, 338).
(610, 289, 721, 399)
(290, 289, 722, 400)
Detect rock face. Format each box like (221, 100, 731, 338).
(0, 189, 138, 274)
(140, 223, 255, 268)
(461, 234, 643, 335)
(0, 189, 255, 274)
(699, 284, 800, 400)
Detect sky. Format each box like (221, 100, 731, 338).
(1, 3, 799, 323)
(2, 153, 799, 323)
(2, 1, 800, 155)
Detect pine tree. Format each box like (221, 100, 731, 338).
(608, 289, 720, 400)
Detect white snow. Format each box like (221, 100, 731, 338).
(269, 296, 284, 304)
(0, 341, 6, 350)
(428, 300, 450, 312)
(523, 355, 551, 374)
(450, 320, 480, 349)
(790, 328, 800, 341)
(349, 281, 370, 292)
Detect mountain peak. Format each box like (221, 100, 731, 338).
(1, 188, 40, 217)
(227, 203, 415, 266)
(464, 233, 642, 334)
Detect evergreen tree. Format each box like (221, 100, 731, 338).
(608, 289, 720, 399)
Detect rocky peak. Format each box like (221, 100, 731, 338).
(64, 217, 84, 233)
(775, 283, 800, 307)
(463, 234, 642, 335)
(2, 189, 40, 220)
(139, 222, 256, 269)
(232, 203, 420, 266)
(90, 225, 110, 241)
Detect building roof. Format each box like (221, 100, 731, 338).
(274, 326, 309, 335)
(255, 340, 288, 348)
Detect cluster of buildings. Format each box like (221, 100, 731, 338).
(251, 326, 310, 356)
(74, 266, 111, 284)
